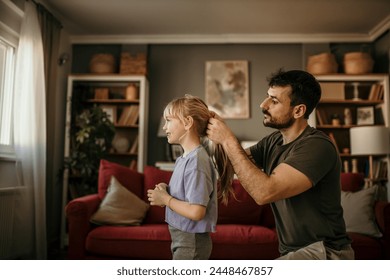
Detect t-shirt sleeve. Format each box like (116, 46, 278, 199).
(184, 170, 213, 206)
(183, 156, 214, 206)
(284, 136, 339, 186)
(249, 140, 265, 168)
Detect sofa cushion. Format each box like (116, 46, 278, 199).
(210, 225, 279, 259)
(341, 172, 364, 192)
(341, 185, 382, 238)
(143, 166, 173, 224)
(211, 224, 278, 244)
(218, 180, 262, 224)
(98, 160, 144, 200)
(90, 176, 149, 226)
(86, 224, 172, 259)
(348, 232, 384, 260)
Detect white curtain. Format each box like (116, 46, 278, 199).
(12, 1, 47, 259)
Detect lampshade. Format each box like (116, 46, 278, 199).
(350, 126, 390, 155)
(157, 117, 166, 137)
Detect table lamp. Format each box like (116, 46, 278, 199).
(157, 117, 173, 161)
(157, 116, 166, 138)
(350, 126, 389, 181)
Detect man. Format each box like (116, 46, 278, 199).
(207, 69, 354, 259)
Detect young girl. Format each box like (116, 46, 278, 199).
(147, 94, 234, 260)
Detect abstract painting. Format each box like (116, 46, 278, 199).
(205, 60, 249, 119)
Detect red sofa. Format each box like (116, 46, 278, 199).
(65, 160, 390, 259)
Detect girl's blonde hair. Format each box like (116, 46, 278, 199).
(164, 94, 235, 205)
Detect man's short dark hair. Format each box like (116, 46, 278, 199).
(267, 69, 322, 119)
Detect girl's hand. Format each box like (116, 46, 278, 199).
(147, 186, 170, 207)
(155, 182, 168, 191)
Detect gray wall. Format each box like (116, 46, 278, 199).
(0, 36, 388, 256)
(147, 43, 303, 165)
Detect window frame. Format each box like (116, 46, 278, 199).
(0, 37, 16, 159)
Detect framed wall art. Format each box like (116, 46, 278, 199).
(357, 106, 374, 125)
(205, 60, 250, 119)
(100, 105, 117, 124)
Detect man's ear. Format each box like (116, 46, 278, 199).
(294, 104, 306, 118)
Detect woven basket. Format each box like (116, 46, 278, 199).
(306, 53, 338, 74)
(90, 54, 116, 74)
(343, 52, 374, 74)
(120, 52, 147, 75)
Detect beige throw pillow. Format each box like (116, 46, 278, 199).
(341, 185, 382, 238)
(90, 176, 149, 226)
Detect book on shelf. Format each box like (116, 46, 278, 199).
(129, 159, 137, 170)
(377, 84, 384, 101)
(117, 105, 139, 125)
(368, 84, 378, 100)
(126, 105, 139, 125)
(374, 103, 385, 125)
(117, 107, 130, 125)
(372, 160, 388, 180)
(316, 109, 324, 125)
(129, 136, 139, 154)
(315, 108, 327, 125)
(328, 132, 339, 154)
(368, 84, 384, 101)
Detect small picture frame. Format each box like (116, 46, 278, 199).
(101, 105, 117, 124)
(357, 106, 374, 125)
(170, 144, 183, 160)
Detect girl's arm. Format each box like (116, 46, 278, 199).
(147, 187, 206, 221)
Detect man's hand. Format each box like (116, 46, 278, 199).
(207, 114, 236, 146)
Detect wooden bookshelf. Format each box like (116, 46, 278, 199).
(312, 74, 389, 197)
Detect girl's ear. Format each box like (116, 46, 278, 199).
(184, 116, 194, 130)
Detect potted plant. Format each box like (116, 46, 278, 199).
(64, 105, 115, 197)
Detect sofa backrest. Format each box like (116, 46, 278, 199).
(340, 172, 365, 192)
(98, 159, 144, 200)
(143, 166, 172, 223)
(218, 179, 263, 225)
(96, 162, 363, 229)
(96, 161, 276, 227)
(141, 166, 272, 226)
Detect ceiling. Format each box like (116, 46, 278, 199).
(42, 0, 390, 44)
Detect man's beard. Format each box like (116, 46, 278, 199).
(262, 110, 295, 129)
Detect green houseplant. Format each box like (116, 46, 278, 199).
(65, 105, 115, 197)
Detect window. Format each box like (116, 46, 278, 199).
(0, 38, 16, 157)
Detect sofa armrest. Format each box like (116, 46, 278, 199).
(65, 194, 101, 259)
(374, 201, 390, 259)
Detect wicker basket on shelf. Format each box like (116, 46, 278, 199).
(90, 53, 116, 74)
(306, 53, 338, 74)
(343, 52, 374, 74)
(119, 52, 147, 75)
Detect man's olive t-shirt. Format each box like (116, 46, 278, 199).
(250, 126, 351, 255)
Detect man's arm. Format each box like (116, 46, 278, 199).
(207, 117, 312, 205)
